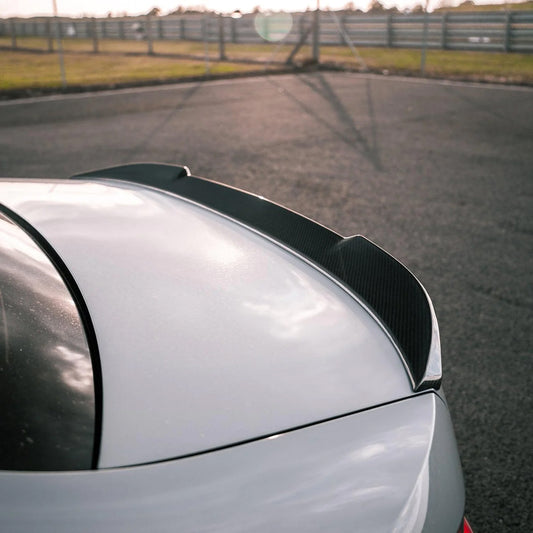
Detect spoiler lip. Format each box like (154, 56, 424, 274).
(72, 163, 442, 392)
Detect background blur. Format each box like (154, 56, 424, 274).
(2, 1, 533, 93)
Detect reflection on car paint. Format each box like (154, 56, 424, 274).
(0, 212, 94, 471)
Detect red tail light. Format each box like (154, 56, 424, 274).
(458, 517, 473, 533)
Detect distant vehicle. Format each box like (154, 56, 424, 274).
(0, 164, 472, 532)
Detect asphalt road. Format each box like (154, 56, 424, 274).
(1, 72, 532, 532)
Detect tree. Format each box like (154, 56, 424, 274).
(367, 0, 385, 12)
(147, 7, 161, 16)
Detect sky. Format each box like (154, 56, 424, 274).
(0, 0, 520, 18)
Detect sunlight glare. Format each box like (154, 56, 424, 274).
(254, 12, 293, 42)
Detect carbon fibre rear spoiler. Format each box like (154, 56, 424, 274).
(72, 163, 441, 392)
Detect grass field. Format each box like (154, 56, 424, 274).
(320, 45, 533, 83)
(1, 36, 532, 93)
(0, 47, 266, 91)
(0, 36, 300, 60)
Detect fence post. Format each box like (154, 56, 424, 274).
(119, 19, 125, 40)
(10, 19, 17, 49)
(218, 14, 227, 60)
(46, 19, 54, 51)
(53, 16, 67, 88)
(441, 12, 448, 50)
(340, 14, 346, 45)
(386, 13, 393, 48)
(203, 16, 210, 75)
(102, 20, 107, 39)
(231, 17, 237, 43)
(420, 7, 429, 75)
(146, 15, 154, 54)
(504, 11, 512, 52)
(312, 9, 320, 63)
(92, 17, 99, 53)
(158, 19, 164, 40)
(180, 18, 185, 40)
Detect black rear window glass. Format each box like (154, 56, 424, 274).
(0, 211, 95, 471)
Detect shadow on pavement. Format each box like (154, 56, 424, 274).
(269, 72, 383, 171)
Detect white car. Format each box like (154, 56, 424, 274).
(0, 163, 472, 532)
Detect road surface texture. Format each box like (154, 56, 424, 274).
(1, 72, 532, 532)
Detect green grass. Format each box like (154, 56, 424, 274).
(0, 36, 299, 61)
(0, 50, 265, 91)
(320, 46, 533, 83)
(1, 36, 532, 92)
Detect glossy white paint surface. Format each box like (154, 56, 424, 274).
(0, 394, 465, 533)
(0, 179, 412, 467)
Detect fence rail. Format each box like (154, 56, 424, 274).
(1, 11, 532, 54)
